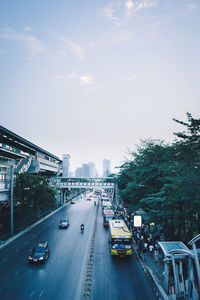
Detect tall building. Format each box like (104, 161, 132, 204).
(82, 163, 89, 177)
(75, 167, 83, 178)
(88, 162, 96, 178)
(62, 154, 70, 177)
(103, 159, 111, 177)
(75, 162, 98, 178)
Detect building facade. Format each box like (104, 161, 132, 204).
(103, 159, 111, 177)
(0, 125, 62, 204)
(62, 154, 70, 178)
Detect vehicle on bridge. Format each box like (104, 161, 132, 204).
(103, 209, 115, 226)
(109, 220, 132, 257)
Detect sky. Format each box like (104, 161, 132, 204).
(0, 0, 200, 175)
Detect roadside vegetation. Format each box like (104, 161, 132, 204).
(117, 113, 200, 242)
(14, 174, 56, 209)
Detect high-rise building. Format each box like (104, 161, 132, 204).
(75, 162, 98, 178)
(88, 162, 96, 178)
(82, 163, 89, 177)
(62, 154, 70, 177)
(75, 167, 83, 178)
(103, 159, 111, 177)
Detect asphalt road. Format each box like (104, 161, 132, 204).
(0, 195, 156, 300)
(91, 204, 156, 300)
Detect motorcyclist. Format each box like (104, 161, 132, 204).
(80, 224, 84, 232)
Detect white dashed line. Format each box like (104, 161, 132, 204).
(39, 290, 44, 297)
(14, 270, 20, 276)
(30, 290, 35, 297)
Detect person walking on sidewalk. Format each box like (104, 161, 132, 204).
(142, 246, 147, 261)
(154, 248, 159, 263)
(149, 244, 154, 257)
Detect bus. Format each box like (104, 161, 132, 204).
(102, 200, 112, 212)
(108, 219, 132, 256)
(103, 209, 115, 226)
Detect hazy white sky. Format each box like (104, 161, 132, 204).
(1, 0, 200, 175)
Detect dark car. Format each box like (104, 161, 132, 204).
(59, 219, 70, 229)
(28, 242, 50, 264)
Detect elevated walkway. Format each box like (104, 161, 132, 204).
(51, 177, 115, 189)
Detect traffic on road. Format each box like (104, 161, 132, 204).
(0, 191, 156, 300)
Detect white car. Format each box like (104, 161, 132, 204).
(59, 219, 70, 229)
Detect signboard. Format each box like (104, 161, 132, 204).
(134, 215, 142, 227)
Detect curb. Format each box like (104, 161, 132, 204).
(145, 266, 169, 300)
(132, 242, 169, 300)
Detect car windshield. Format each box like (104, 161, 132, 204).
(61, 219, 67, 223)
(34, 246, 45, 253)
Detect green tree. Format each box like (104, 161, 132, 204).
(14, 174, 56, 208)
(117, 113, 200, 241)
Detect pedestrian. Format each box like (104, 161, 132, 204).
(154, 248, 159, 263)
(142, 247, 147, 261)
(149, 244, 154, 256)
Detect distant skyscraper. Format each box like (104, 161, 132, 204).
(62, 154, 70, 177)
(103, 159, 111, 177)
(82, 163, 89, 177)
(75, 167, 83, 177)
(75, 162, 98, 178)
(88, 162, 96, 178)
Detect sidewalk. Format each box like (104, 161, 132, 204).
(133, 241, 169, 300)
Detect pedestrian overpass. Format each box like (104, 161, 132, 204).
(51, 177, 115, 189)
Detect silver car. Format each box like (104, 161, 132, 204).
(59, 219, 70, 229)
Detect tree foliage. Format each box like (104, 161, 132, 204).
(117, 113, 200, 242)
(14, 173, 56, 208)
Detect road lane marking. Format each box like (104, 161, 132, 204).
(14, 270, 20, 276)
(39, 291, 44, 297)
(30, 290, 35, 297)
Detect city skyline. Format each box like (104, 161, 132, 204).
(1, 0, 199, 174)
